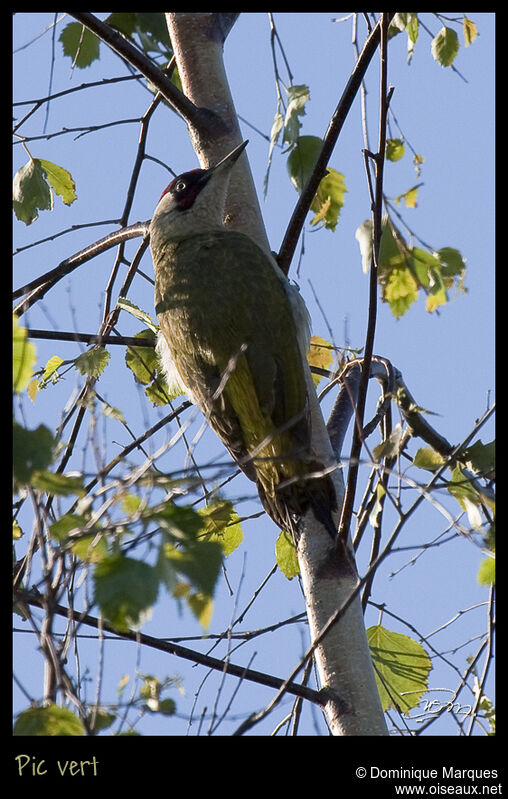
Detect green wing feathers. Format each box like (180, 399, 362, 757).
(154, 230, 337, 537)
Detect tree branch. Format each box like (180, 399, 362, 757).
(25, 328, 155, 348)
(15, 590, 326, 708)
(13, 221, 149, 315)
(69, 12, 226, 138)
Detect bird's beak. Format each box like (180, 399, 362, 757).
(209, 140, 249, 175)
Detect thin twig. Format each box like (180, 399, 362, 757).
(26, 328, 155, 348)
(337, 14, 392, 546)
(13, 221, 149, 313)
(277, 13, 395, 276)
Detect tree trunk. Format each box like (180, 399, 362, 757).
(165, 11, 388, 735)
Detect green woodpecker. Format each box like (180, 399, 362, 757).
(150, 141, 337, 540)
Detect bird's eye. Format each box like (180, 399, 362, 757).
(175, 180, 186, 192)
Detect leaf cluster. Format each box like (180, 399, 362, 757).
(355, 216, 466, 317)
(265, 83, 346, 231)
(388, 13, 477, 67)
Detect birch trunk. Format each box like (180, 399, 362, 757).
(166, 11, 388, 735)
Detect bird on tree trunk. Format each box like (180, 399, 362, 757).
(149, 141, 337, 541)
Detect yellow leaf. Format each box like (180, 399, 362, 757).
(188, 592, 213, 629)
(13, 315, 36, 393)
(463, 16, 478, 47)
(404, 187, 418, 208)
(425, 286, 447, 313)
(27, 378, 39, 403)
(307, 335, 334, 387)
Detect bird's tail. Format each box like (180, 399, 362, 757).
(255, 458, 338, 542)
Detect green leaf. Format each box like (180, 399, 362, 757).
(287, 135, 322, 193)
(411, 247, 439, 287)
(13, 422, 54, 484)
(373, 423, 405, 461)
(459, 439, 495, 477)
(283, 84, 310, 146)
(394, 185, 420, 210)
(119, 492, 143, 516)
(13, 158, 52, 225)
(87, 708, 116, 733)
(158, 698, 177, 716)
(389, 13, 418, 43)
(59, 22, 101, 68)
(187, 591, 214, 629)
(477, 556, 495, 586)
(379, 218, 412, 271)
(412, 447, 446, 472)
(125, 328, 171, 407)
(93, 553, 159, 631)
(41, 355, 64, 384)
(447, 466, 484, 529)
(74, 534, 109, 563)
(13, 315, 36, 392)
(38, 159, 77, 206)
(357, 216, 412, 279)
(49, 513, 108, 562)
(437, 247, 465, 277)
(405, 14, 419, 45)
(13, 158, 76, 224)
(145, 381, 171, 406)
(386, 138, 405, 162)
(155, 543, 178, 594)
(287, 136, 345, 230)
(148, 503, 204, 541)
(431, 26, 460, 67)
(275, 529, 300, 579)
(75, 347, 110, 378)
(398, 185, 419, 208)
(199, 499, 243, 556)
(367, 625, 432, 714)
(49, 512, 88, 541)
(105, 12, 137, 37)
(14, 704, 85, 736)
(125, 330, 159, 385)
(117, 297, 158, 332)
(355, 217, 464, 318)
(31, 354, 65, 400)
(389, 14, 419, 63)
(310, 168, 346, 231)
(134, 13, 173, 53)
(384, 267, 419, 317)
(162, 540, 222, 597)
(31, 470, 85, 497)
(425, 269, 448, 313)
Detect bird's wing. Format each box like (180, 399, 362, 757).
(155, 230, 311, 462)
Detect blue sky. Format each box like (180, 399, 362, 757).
(13, 13, 495, 737)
